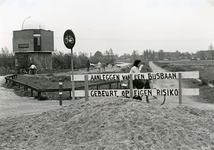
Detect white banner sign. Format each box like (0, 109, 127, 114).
(71, 71, 199, 81)
(71, 88, 199, 97)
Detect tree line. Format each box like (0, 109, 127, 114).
(0, 47, 118, 72)
(1, 43, 214, 74)
(52, 48, 117, 70)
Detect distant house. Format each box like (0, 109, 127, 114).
(196, 50, 214, 60)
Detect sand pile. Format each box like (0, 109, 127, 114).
(1, 97, 214, 150)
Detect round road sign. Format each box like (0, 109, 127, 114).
(63, 29, 76, 49)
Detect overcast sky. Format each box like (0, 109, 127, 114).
(1, 0, 214, 56)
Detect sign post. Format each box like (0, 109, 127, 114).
(63, 29, 76, 100)
(59, 78, 63, 106)
(178, 73, 182, 104)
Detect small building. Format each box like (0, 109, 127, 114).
(196, 50, 214, 60)
(13, 17, 54, 72)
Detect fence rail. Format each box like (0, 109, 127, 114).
(5, 74, 120, 100)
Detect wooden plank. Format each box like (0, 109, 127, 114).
(181, 71, 199, 79)
(71, 75, 85, 81)
(71, 71, 199, 82)
(71, 90, 85, 97)
(72, 88, 199, 97)
(182, 88, 199, 95)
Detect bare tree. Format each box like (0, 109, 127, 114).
(132, 50, 139, 61)
(208, 44, 214, 62)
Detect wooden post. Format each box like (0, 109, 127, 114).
(31, 89, 33, 97)
(70, 90, 72, 99)
(130, 74, 133, 99)
(109, 83, 112, 89)
(38, 91, 41, 100)
(85, 75, 89, 101)
(178, 73, 182, 104)
(97, 84, 100, 90)
(59, 79, 63, 106)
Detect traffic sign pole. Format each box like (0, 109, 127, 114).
(71, 48, 75, 100)
(63, 29, 76, 101)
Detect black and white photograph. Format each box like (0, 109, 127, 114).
(1, 0, 214, 149)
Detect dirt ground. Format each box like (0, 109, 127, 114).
(148, 62, 214, 110)
(0, 76, 73, 119)
(1, 62, 214, 150)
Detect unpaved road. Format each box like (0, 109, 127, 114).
(0, 65, 122, 119)
(0, 76, 72, 119)
(1, 63, 214, 119)
(149, 61, 214, 110)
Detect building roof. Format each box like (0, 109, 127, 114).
(22, 17, 46, 30)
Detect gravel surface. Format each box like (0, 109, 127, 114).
(1, 98, 214, 150)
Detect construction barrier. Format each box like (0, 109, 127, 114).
(70, 71, 199, 104)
